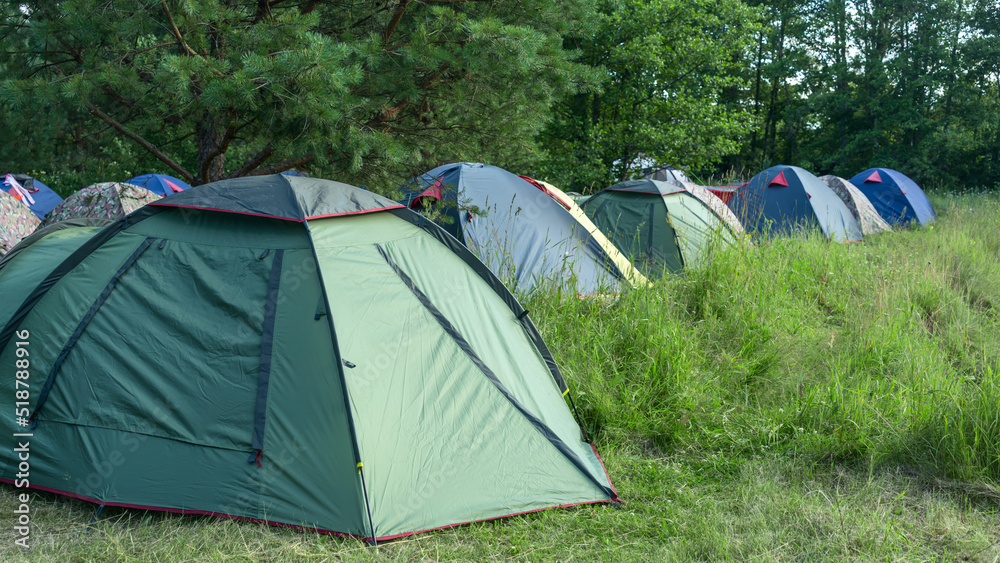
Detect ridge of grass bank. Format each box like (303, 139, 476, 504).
(533, 191, 1000, 482)
(3, 192, 1000, 561)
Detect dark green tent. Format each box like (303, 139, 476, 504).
(0, 175, 616, 541)
(581, 179, 740, 277)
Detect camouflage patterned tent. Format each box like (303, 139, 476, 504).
(41, 182, 161, 227)
(0, 189, 40, 256)
(819, 175, 891, 235)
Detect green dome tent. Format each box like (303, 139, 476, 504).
(580, 179, 741, 276)
(0, 175, 616, 542)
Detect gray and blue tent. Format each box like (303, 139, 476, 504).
(0, 174, 617, 541)
(848, 168, 935, 226)
(400, 163, 644, 295)
(728, 165, 863, 242)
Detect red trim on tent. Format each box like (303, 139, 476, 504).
(3, 477, 617, 543)
(518, 175, 572, 210)
(769, 172, 788, 187)
(864, 170, 883, 183)
(406, 178, 446, 210)
(420, 178, 444, 201)
(591, 443, 620, 501)
(0, 478, 366, 540)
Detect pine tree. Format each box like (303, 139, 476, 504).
(0, 0, 598, 191)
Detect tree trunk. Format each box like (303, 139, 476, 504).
(197, 113, 226, 184)
(750, 30, 765, 160)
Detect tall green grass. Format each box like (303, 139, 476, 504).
(3, 191, 1000, 561)
(529, 192, 1000, 481)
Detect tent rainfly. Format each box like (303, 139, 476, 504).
(41, 182, 162, 227)
(2, 174, 63, 220)
(819, 175, 892, 235)
(580, 178, 741, 277)
(0, 174, 617, 542)
(518, 175, 648, 288)
(848, 168, 936, 226)
(727, 165, 863, 242)
(400, 162, 642, 295)
(127, 173, 193, 197)
(642, 165, 691, 184)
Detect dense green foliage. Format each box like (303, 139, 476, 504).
(2, 1, 998, 193)
(0, 0, 598, 189)
(725, 0, 1000, 188)
(532, 0, 760, 191)
(3, 193, 1000, 561)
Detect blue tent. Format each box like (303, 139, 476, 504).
(848, 168, 935, 226)
(127, 173, 192, 197)
(1, 174, 62, 220)
(728, 165, 863, 242)
(400, 163, 633, 295)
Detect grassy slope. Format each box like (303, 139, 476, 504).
(3, 192, 1000, 561)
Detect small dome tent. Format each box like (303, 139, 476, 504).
(643, 165, 690, 184)
(848, 168, 935, 226)
(728, 165, 863, 242)
(400, 162, 637, 295)
(2, 173, 63, 219)
(580, 179, 741, 277)
(41, 182, 161, 227)
(819, 175, 892, 235)
(0, 175, 617, 542)
(127, 173, 192, 196)
(0, 188, 39, 256)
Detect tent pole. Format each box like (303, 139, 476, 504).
(563, 390, 590, 443)
(357, 463, 378, 550)
(305, 222, 378, 547)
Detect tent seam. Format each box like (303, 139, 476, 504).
(31, 237, 157, 425)
(374, 243, 615, 500)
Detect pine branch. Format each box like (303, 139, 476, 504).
(84, 100, 195, 184)
(248, 155, 315, 176)
(253, 0, 273, 23)
(226, 145, 275, 178)
(161, 1, 199, 56)
(385, 0, 411, 42)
